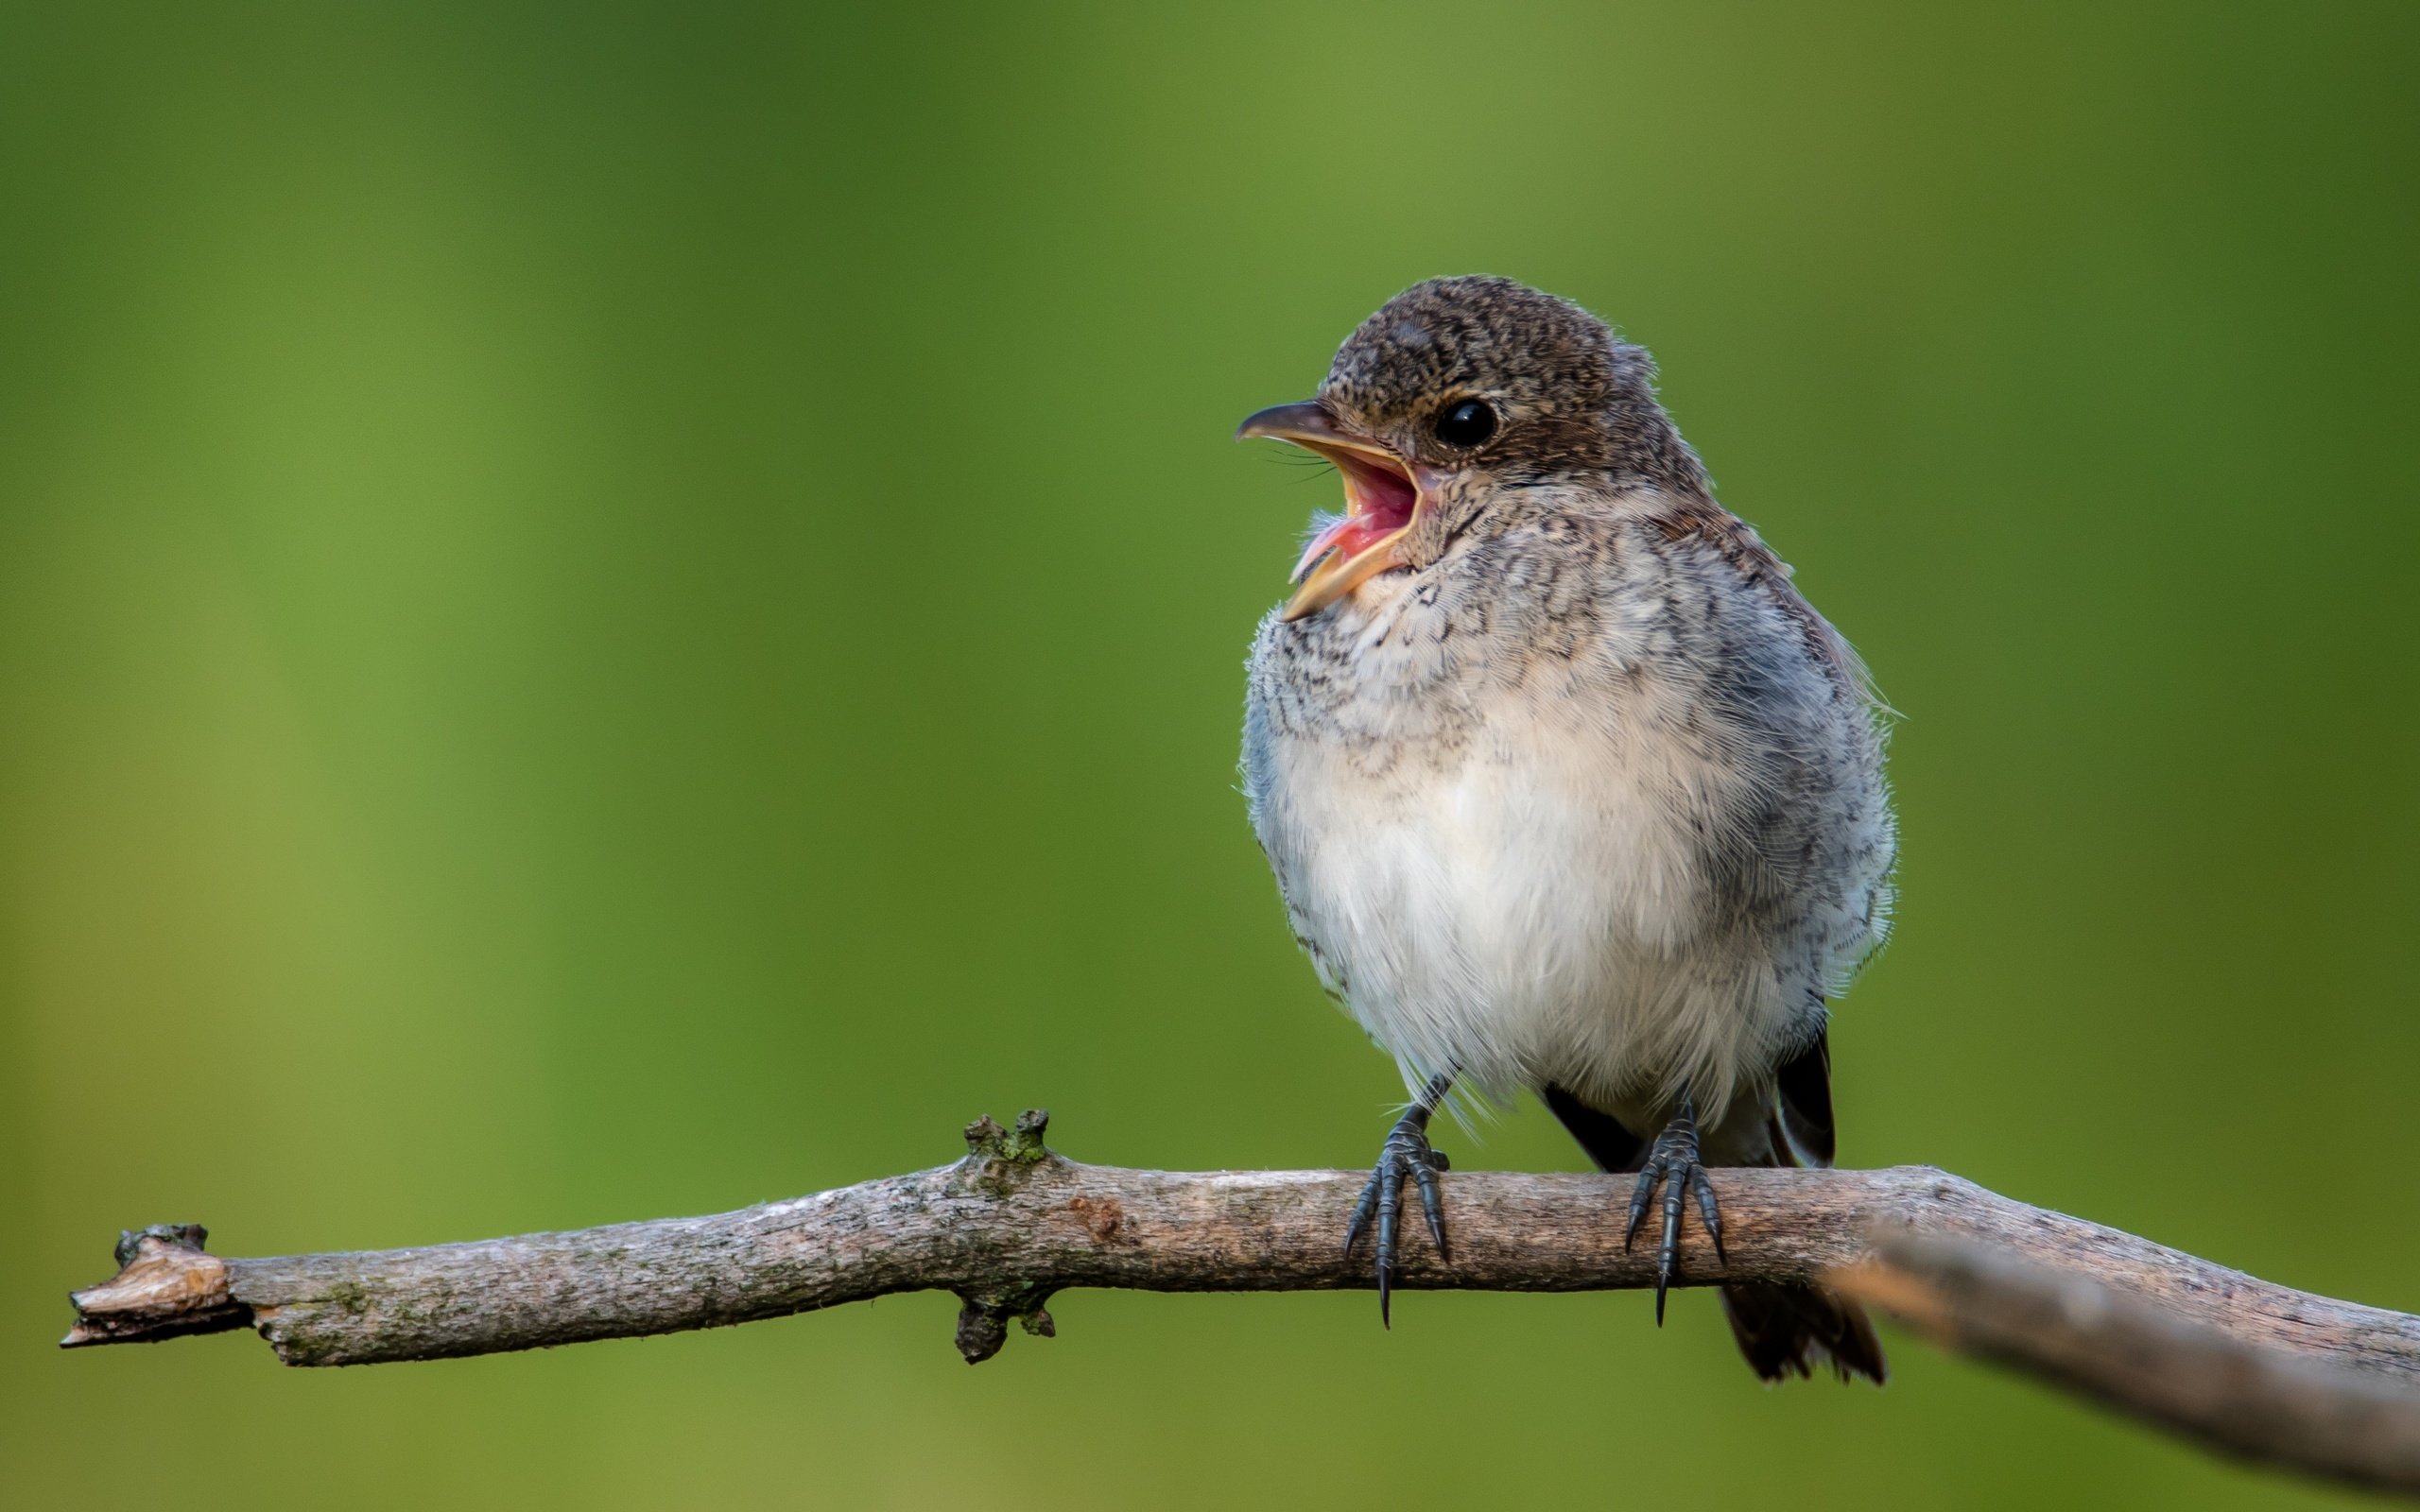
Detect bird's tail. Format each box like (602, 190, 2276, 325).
(1720, 1280, 1887, 1384)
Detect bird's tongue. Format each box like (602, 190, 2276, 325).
(1290, 455, 1417, 582)
(1290, 514, 1368, 582)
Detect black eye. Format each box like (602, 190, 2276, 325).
(1433, 398, 1496, 447)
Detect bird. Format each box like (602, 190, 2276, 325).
(1236, 275, 1893, 1383)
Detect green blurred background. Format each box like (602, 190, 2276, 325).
(5, 3, 2416, 1507)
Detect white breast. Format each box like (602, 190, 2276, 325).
(1252, 670, 1788, 1125)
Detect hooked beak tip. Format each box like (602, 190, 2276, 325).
(1236, 401, 1338, 446)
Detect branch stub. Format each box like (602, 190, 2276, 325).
(961, 1108, 1054, 1164)
(64, 1222, 248, 1349)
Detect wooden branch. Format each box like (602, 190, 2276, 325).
(1834, 1240, 2420, 1496)
(61, 1111, 2420, 1496)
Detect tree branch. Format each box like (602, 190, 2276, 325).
(1834, 1239, 2420, 1495)
(60, 1111, 2420, 1496)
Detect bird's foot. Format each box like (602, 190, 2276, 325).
(1342, 1094, 1451, 1328)
(1623, 1092, 1724, 1324)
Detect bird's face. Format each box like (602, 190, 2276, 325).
(1239, 275, 1677, 621)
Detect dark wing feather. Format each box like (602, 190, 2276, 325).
(1773, 1026, 1836, 1167)
(1541, 1083, 1647, 1173)
(1727, 1023, 1887, 1383)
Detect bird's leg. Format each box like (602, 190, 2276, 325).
(1342, 1072, 1453, 1327)
(1623, 1087, 1724, 1325)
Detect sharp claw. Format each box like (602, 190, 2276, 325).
(1623, 1165, 1657, 1250)
(1626, 1091, 1720, 1325)
(1413, 1160, 1448, 1258)
(1343, 1167, 1383, 1257)
(1689, 1166, 1724, 1264)
(1343, 1083, 1455, 1326)
(1374, 1143, 1407, 1324)
(1379, 1147, 1404, 1325)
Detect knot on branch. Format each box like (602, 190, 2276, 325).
(945, 1110, 1068, 1361)
(63, 1222, 250, 1349)
(953, 1284, 1058, 1365)
(958, 1108, 1063, 1200)
(962, 1108, 1055, 1165)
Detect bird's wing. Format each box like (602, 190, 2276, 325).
(1771, 1023, 1836, 1169)
(1539, 1083, 1648, 1174)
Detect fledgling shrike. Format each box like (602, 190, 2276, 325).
(1239, 276, 1892, 1383)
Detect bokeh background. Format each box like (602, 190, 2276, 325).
(6, 4, 2417, 1507)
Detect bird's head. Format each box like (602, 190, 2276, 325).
(1238, 275, 1704, 621)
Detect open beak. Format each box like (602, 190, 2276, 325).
(1236, 402, 1426, 622)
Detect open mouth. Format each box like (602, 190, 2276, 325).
(1290, 451, 1418, 582)
(1236, 402, 1425, 621)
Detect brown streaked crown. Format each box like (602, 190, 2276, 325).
(1318, 276, 1708, 495)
